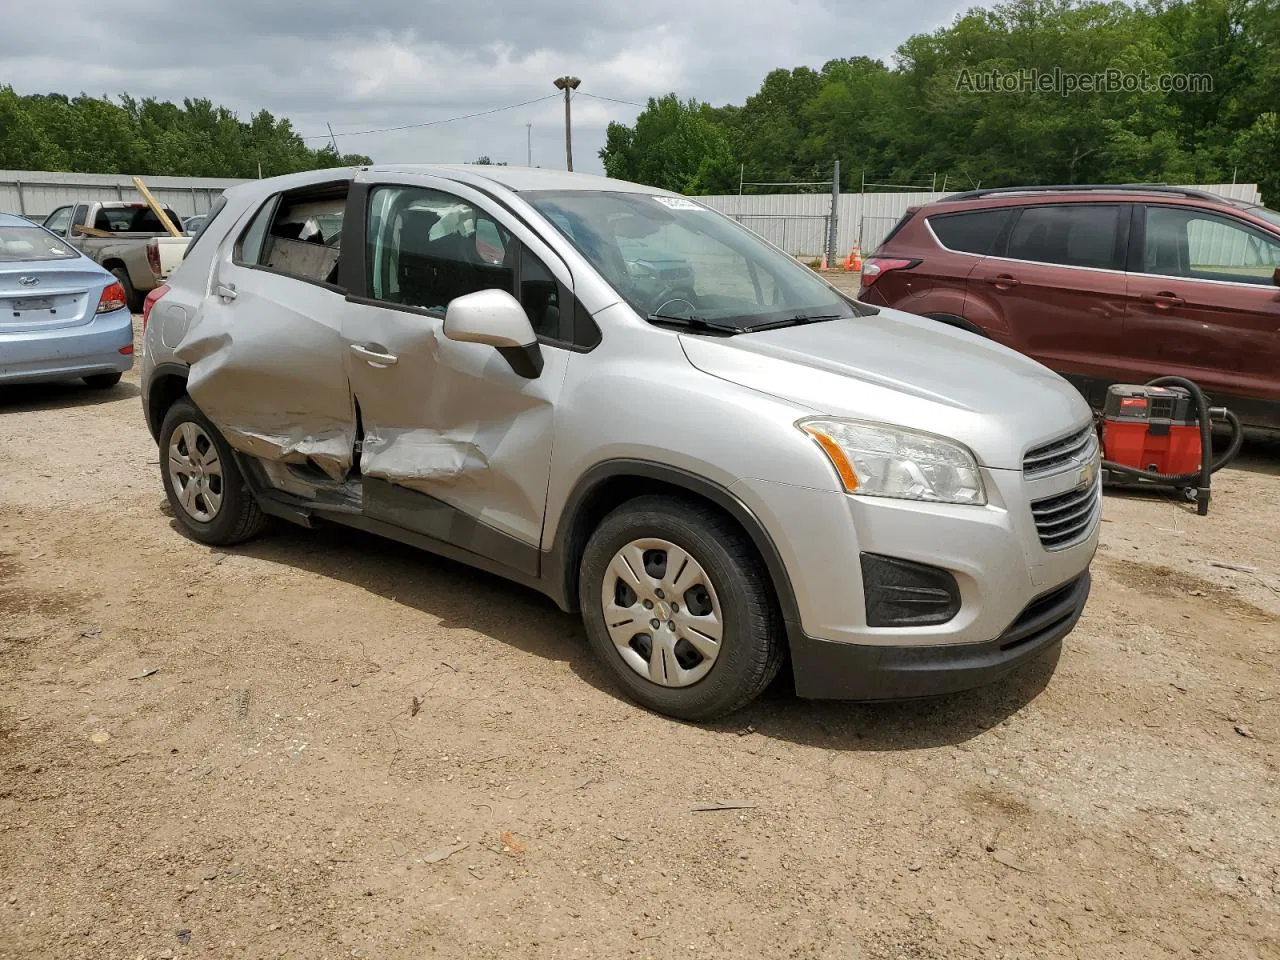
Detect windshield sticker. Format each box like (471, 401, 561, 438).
(651, 196, 707, 211)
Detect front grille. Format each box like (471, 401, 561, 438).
(1030, 480, 1100, 550)
(1022, 425, 1096, 477)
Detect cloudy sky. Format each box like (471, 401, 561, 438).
(2, 0, 972, 174)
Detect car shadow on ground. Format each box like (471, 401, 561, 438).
(171, 512, 1056, 752)
(1230, 434, 1280, 476)
(0, 379, 140, 413)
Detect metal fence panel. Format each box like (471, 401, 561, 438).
(0, 169, 247, 219)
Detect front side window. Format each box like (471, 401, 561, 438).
(0, 225, 78, 262)
(43, 206, 72, 237)
(1006, 204, 1121, 270)
(928, 209, 1013, 255)
(365, 185, 513, 313)
(1144, 206, 1280, 284)
(525, 191, 858, 332)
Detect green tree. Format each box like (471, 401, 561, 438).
(600, 94, 737, 194)
(0, 88, 371, 178)
(601, 0, 1280, 204)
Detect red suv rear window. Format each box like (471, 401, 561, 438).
(926, 209, 1013, 255)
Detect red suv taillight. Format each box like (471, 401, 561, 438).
(96, 282, 128, 314)
(146, 240, 162, 276)
(860, 257, 921, 287)
(142, 283, 170, 331)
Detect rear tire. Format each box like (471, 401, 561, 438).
(578, 495, 784, 721)
(158, 398, 266, 546)
(83, 372, 122, 389)
(110, 268, 142, 314)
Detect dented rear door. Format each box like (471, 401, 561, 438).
(343, 174, 573, 564)
(176, 185, 356, 480)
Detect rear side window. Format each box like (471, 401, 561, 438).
(234, 181, 349, 288)
(928, 209, 1013, 255)
(1006, 204, 1121, 270)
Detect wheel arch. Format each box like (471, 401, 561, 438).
(923, 312, 987, 337)
(145, 363, 191, 441)
(545, 460, 803, 632)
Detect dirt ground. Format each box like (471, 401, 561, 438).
(2, 319, 1278, 960)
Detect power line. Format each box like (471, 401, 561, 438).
(302, 93, 560, 141)
(577, 91, 646, 108)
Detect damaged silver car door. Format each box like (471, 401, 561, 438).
(343, 176, 573, 565)
(175, 180, 357, 480)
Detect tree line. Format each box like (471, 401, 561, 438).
(0, 87, 371, 179)
(600, 0, 1280, 204)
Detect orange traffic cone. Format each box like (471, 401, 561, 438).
(843, 245, 863, 272)
(819, 255, 829, 272)
(841, 250, 855, 271)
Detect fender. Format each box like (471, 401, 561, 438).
(542, 459, 804, 635)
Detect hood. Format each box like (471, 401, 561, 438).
(679, 306, 1091, 470)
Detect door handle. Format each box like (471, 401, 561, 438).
(215, 282, 237, 301)
(350, 343, 399, 367)
(984, 274, 1021, 289)
(1141, 292, 1185, 308)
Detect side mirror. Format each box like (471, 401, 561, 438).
(1273, 265, 1280, 287)
(443, 288, 543, 378)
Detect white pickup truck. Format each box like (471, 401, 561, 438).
(41, 201, 191, 311)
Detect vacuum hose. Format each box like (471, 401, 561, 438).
(1099, 375, 1244, 516)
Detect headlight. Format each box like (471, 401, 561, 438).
(799, 418, 987, 505)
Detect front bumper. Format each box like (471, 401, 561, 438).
(0, 307, 134, 384)
(731, 462, 1098, 700)
(788, 572, 1089, 699)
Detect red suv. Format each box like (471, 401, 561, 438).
(860, 185, 1280, 430)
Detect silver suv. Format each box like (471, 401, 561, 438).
(141, 165, 1100, 720)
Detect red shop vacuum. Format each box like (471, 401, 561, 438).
(1099, 376, 1243, 516)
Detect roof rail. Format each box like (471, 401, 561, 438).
(942, 184, 1226, 203)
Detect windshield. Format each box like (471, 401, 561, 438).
(525, 191, 859, 331)
(0, 226, 78, 262)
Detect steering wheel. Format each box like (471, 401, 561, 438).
(649, 285, 698, 316)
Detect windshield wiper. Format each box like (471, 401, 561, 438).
(646, 312, 741, 335)
(740, 313, 848, 333)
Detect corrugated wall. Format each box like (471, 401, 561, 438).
(698, 184, 1264, 257)
(0, 170, 248, 219)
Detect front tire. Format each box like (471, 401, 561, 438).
(579, 495, 784, 721)
(158, 398, 266, 546)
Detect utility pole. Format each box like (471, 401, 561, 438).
(526, 122, 533, 167)
(326, 122, 339, 154)
(553, 76, 580, 171)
